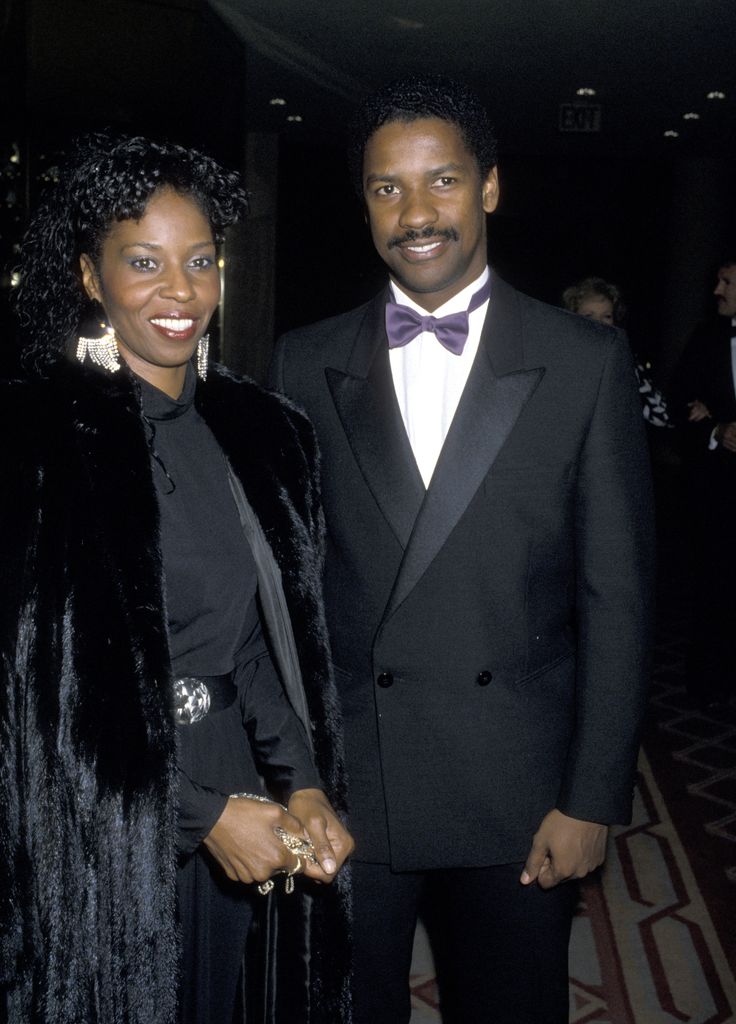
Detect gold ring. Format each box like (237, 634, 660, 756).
(284, 855, 302, 894)
(273, 826, 319, 865)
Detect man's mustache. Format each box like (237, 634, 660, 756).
(387, 226, 459, 249)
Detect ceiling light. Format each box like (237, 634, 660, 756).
(683, 112, 700, 120)
(663, 130, 679, 138)
(706, 91, 726, 100)
(287, 115, 303, 123)
(576, 87, 596, 97)
(390, 16, 424, 29)
(269, 97, 286, 106)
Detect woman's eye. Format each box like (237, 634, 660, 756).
(376, 184, 398, 196)
(130, 256, 157, 271)
(435, 176, 456, 187)
(190, 256, 215, 269)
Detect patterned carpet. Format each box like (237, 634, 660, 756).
(409, 738, 736, 1023)
(409, 477, 736, 1022)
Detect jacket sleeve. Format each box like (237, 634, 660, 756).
(670, 326, 736, 464)
(176, 773, 229, 856)
(237, 634, 322, 802)
(176, 628, 324, 857)
(557, 335, 656, 824)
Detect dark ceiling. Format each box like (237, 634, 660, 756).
(211, 0, 736, 158)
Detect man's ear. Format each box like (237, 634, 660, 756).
(481, 167, 500, 214)
(79, 254, 102, 303)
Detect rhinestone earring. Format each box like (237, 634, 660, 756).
(76, 325, 120, 373)
(197, 334, 209, 380)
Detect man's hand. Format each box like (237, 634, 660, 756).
(715, 421, 736, 452)
(288, 788, 355, 883)
(520, 809, 608, 889)
(688, 399, 711, 422)
(203, 798, 305, 885)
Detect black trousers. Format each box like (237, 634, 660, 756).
(351, 860, 577, 1024)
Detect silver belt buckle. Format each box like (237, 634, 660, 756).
(173, 677, 212, 725)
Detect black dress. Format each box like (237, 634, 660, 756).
(140, 368, 321, 1024)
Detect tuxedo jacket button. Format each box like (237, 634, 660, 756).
(376, 672, 394, 688)
(476, 671, 493, 686)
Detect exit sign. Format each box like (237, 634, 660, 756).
(559, 103, 602, 133)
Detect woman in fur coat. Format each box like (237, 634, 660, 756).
(0, 135, 353, 1024)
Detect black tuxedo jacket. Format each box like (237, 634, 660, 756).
(673, 317, 736, 421)
(270, 273, 655, 870)
(671, 317, 736, 485)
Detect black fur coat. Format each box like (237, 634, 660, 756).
(0, 359, 351, 1023)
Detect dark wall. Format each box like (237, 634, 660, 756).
(25, 0, 246, 161)
(488, 155, 673, 365)
(274, 136, 382, 336)
(0, 0, 248, 355)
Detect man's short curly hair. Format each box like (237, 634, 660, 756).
(347, 75, 498, 197)
(15, 133, 248, 372)
(562, 277, 627, 327)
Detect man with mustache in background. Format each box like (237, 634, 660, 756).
(270, 76, 654, 1024)
(671, 256, 736, 708)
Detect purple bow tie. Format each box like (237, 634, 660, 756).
(385, 277, 491, 356)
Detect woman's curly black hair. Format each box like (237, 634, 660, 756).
(347, 75, 498, 197)
(15, 133, 248, 372)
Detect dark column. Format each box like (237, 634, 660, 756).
(222, 132, 278, 383)
(660, 156, 736, 383)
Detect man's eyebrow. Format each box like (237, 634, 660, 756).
(365, 162, 466, 186)
(364, 171, 398, 186)
(426, 162, 465, 175)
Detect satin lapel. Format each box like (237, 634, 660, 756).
(383, 276, 545, 621)
(326, 292, 425, 548)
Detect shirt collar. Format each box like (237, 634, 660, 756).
(389, 266, 491, 317)
(139, 362, 196, 421)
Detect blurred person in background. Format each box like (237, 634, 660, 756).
(669, 256, 736, 708)
(562, 276, 670, 428)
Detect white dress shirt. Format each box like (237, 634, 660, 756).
(388, 268, 491, 487)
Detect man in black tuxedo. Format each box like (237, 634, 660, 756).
(270, 76, 654, 1023)
(671, 257, 736, 706)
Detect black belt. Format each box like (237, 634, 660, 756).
(172, 672, 237, 725)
